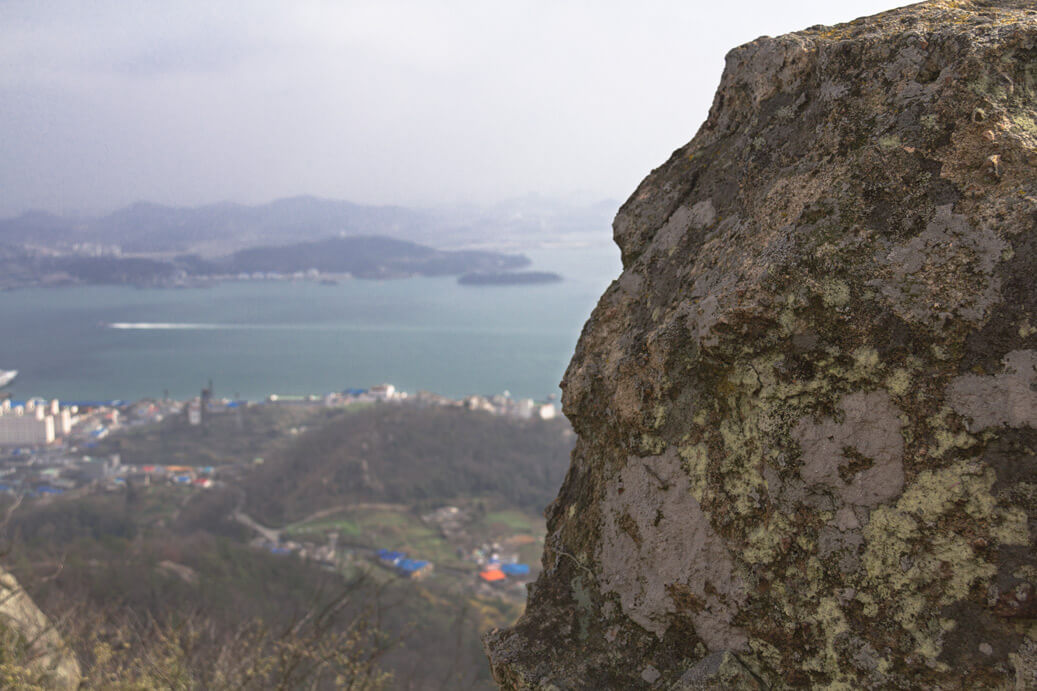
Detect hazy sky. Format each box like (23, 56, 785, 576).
(0, 0, 906, 217)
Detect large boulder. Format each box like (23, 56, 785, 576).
(0, 567, 81, 689)
(485, 1, 1036, 688)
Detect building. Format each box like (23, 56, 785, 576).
(0, 399, 75, 446)
(368, 384, 397, 401)
(479, 568, 507, 584)
(40, 400, 72, 435)
(187, 402, 202, 426)
(376, 549, 405, 566)
(463, 395, 495, 414)
(0, 400, 56, 446)
(514, 399, 535, 419)
(500, 563, 531, 578)
(68, 456, 119, 483)
(396, 558, 433, 580)
(56, 408, 72, 436)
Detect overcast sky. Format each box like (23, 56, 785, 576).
(0, 0, 907, 217)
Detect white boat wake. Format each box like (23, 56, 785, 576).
(106, 322, 556, 335)
(108, 322, 260, 330)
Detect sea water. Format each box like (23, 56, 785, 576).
(0, 245, 621, 402)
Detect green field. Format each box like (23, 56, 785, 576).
(484, 509, 540, 533)
(289, 504, 548, 573)
(289, 508, 470, 570)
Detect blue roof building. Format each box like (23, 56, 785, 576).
(501, 563, 531, 576)
(397, 559, 433, 579)
(376, 549, 405, 565)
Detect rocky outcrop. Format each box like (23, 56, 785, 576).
(485, 1, 1036, 688)
(0, 567, 81, 689)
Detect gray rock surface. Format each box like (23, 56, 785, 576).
(0, 567, 81, 689)
(485, 1, 1036, 688)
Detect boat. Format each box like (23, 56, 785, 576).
(0, 370, 17, 388)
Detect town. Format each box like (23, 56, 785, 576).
(0, 383, 558, 601)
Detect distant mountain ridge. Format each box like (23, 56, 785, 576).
(0, 196, 430, 255)
(0, 194, 617, 256)
(0, 194, 616, 287)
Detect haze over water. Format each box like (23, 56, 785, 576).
(0, 245, 620, 403)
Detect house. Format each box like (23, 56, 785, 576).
(164, 466, 194, 476)
(479, 568, 506, 583)
(376, 549, 406, 566)
(69, 457, 116, 483)
(368, 384, 396, 401)
(500, 563, 531, 577)
(396, 559, 433, 580)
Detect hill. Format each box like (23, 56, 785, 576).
(0, 195, 617, 257)
(3, 402, 573, 689)
(244, 404, 574, 525)
(217, 235, 529, 278)
(7, 496, 510, 689)
(0, 197, 429, 255)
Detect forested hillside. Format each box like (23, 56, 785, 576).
(2, 402, 573, 688)
(245, 405, 574, 524)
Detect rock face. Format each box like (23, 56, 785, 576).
(485, 1, 1036, 688)
(0, 567, 81, 689)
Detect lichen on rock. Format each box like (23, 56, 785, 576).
(485, 1, 1036, 688)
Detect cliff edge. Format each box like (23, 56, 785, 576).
(485, 1, 1036, 688)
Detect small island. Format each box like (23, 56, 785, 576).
(457, 271, 562, 286)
